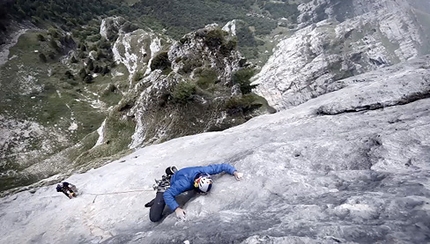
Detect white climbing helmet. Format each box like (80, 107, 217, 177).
(194, 174, 213, 193)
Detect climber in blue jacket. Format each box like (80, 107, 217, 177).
(148, 163, 243, 222)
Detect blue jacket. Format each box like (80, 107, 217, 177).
(163, 163, 236, 211)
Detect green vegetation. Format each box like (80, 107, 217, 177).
(201, 28, 226, 48)
(262, 1, 299, 20)
(10, 0, 124, 31)
(0, 30, 101, 189)
(133, 70, 144, 82)
(38, 53, 47, 62)
(74, 114, 135, 166)
(150, 51, 171, 71)
(171, 81, 197, 103)
(4, 0, 300, 61)
(1, 30, 114, 144)
(236, 26, 255, 47)
(100, 84, 123, 107)
(132, 0, 251, 38)
(169, 63, 262, 120)
(195, 68, 218, 89)
(232, 68, 257, 94)
(199, 28, 238, 56)
(180, 57, 203, 74)
(225, 93, 263, 113)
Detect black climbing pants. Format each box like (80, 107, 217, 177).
(149, 190, 196, 222)
(149, 192, 166, 222)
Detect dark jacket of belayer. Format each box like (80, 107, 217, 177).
(163, 163, 236, 211)
(56, 182, 75, 198)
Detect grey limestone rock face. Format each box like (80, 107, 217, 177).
(253, 0, 430, 111)
(1, 55, 429, 244)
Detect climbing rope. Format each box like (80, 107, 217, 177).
(85, 189, 154, 203)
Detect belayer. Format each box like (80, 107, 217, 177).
(56, 182, 78, 199)
(146, 163, 243, 222)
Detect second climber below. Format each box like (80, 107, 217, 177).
(149, 163, 243, 222)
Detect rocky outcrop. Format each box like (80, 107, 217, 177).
(112, 28, 166, 85)
(121, 24, 271, 148)
(100, 17, 139, 42)
(253, 0, 430, 110)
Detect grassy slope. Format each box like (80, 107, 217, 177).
(0, 29, 134, 192)
(0, 31, 107, 139)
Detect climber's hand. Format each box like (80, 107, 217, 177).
(175, 208, 186, 220)
(234, 171, 243, 181)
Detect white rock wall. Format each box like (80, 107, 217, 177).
(253, 0, 427, 111)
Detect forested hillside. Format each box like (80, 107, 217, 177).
(1, 0, 301, 60)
